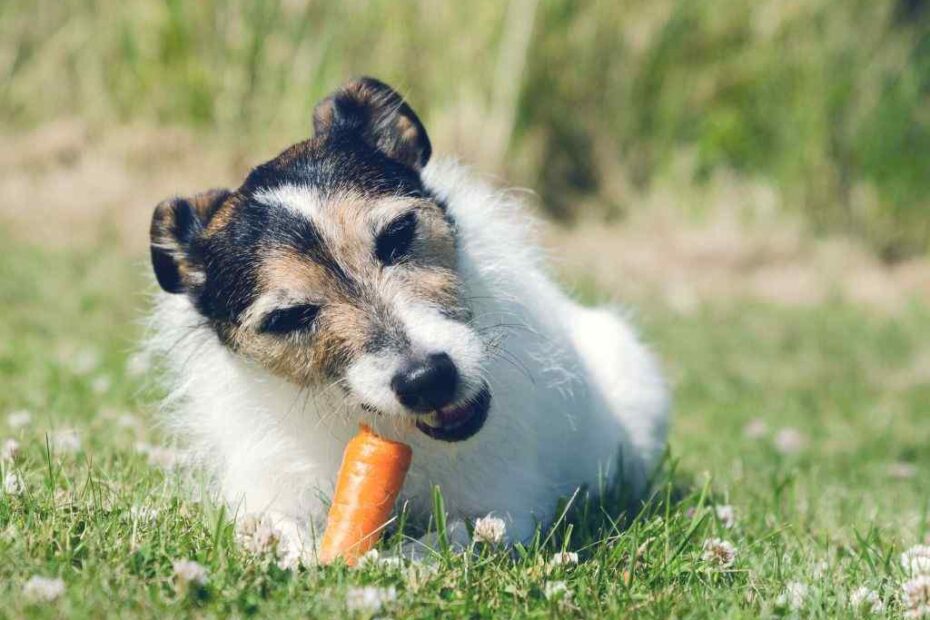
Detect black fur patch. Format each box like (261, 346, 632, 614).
(150, 190, 229, 296)
(313, 77, 432, 170)
(376, 211, 417, 265)
(259, 304, 321, 334)
(243, 136, 426, 200)
(152, 78, 443, 334)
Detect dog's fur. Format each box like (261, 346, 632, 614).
(147, 78, 669, 558)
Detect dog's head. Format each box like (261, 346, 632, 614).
(150, 78, 489, 441)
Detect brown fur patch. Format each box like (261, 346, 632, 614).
(312, 77, 431, 169)
(225, 193, 462, 385)
(204, 193, 241, 234)
(267, 137, 321, 170)
(150, 189, 230, 292)
(261, 249, 334, 296)
(188, 188, 230, 222)
(401, 267, 462, 313)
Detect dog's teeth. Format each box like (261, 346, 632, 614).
(421, 412, 443, 428)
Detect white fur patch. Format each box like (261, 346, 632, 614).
(253, 184, 324, 220)
(393, 300, 485, 399)
(345, 302, 486, 414)
(345, 352, 404, 415)
(147, 157, 670, 549)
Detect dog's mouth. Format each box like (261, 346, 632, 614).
(414, 385, 491, 442)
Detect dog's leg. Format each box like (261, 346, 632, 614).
(220, 442, 330, 567)
(502, 514, 540, 546)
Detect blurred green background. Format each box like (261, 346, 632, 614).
(2, 0, 930, 257)
(3, 3, 930, 616)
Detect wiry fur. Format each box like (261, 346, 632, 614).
(147, 156, 669, 556)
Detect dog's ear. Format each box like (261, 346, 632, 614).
(149, 189, 230, 294)
(313, 77, 431, 170)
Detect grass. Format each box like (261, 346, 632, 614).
(2, 238, 930, 617)
(2, 1, 929, 253)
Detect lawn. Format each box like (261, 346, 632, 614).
(2, 237, 929, 618)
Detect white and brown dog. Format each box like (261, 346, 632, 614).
(148, 77, 668, 560)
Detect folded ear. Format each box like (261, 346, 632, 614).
(313, 77, 432, 170)
(149, 189, 230, 294)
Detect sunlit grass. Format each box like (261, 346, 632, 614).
(2, 239, 929, 616)
(2, 0, 929, 252)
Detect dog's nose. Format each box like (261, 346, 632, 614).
(391, 353, 458, 412)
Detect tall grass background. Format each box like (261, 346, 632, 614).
(2, 0, 929, 256)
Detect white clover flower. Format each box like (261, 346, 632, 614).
(355, 548, 405, 570)
(172, 559, 208, 590)
(1, 438, 21, 462)
(129, 505, 160, 524)
(146, 445, 182, 470)
(7, 410, 32, 430)
(23, 576, 65, 603)
(236, 514, 282, 556)
(275, 547, 302, 571)
(236, 514, 312, 570)
(550, 551, 579, 567)
(773, 428, 808, 454)
(50, 430, 81, 454)
(904, 576, 930, 619)
(473, 515, 506, 545)
(777, 581, 809, 611)
(134, 441, 152, 455)
(743, 418, 768, 439)
(404, 561, 440, 592)
(356, 548, 382, 568)
(116, 414, 140, 430)
(133, 442, 185, 470)
(888, 462, 918, 480)
(126, 351, 151, 377)
(378, 556, 405, 570)
(543, 580, 572, 601)
(53, 488, 73, 508)
(68, 347, 100, 375)
(91, 375, 112, 395)
(702, 538, 736, 568)
(849, 586, 884, 613)
(3, 523, 20, 542)
(235, 514, 262, 536)
(714, 505, 737, 529)
(903, 545, 930, 576)
(3, 472, 24, 496)
(345, 586, 397, 613)
(811, 559, 830, 579)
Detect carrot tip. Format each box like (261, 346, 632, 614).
(319, 424, 412, 565)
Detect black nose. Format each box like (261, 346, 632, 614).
(391, 353, 459, 412)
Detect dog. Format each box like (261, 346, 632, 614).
(147, 77, 669, 561)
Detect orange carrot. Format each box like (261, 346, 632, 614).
(319, 424, 412, 565)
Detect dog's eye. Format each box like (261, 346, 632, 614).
(376, 212, 417, 266)
(259, 304, 320, 335)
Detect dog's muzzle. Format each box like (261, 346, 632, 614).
(388, 352, 490, 441)
(413, 384, 491, 442)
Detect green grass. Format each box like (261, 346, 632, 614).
(2, 0, 929, 253)
(2, 239, 930, 618)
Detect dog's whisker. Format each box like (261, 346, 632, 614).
(488, 349, 536, 386)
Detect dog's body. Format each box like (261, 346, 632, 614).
(148, 78, 668, 558)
